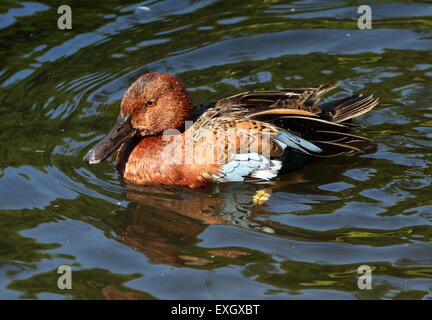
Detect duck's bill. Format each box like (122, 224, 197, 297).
(84, 114, 136, 164)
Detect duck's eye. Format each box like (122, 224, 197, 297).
(145, 100, 155, 107)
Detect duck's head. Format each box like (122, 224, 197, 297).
(84, 72, 191, 164)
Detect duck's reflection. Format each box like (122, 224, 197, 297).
(112, 175, 302, 267)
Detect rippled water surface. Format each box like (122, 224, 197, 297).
(1, 0, 432, 300)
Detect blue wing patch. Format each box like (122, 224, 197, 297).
(212, 153, 282, 182)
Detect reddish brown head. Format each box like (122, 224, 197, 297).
(84, 72, 192, 164)
(120, 72, 191, 136)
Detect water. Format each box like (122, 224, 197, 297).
(0, 0, 431, 300)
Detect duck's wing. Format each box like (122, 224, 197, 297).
(190, 83, 338, 135)
(190, 114, 323, 183)
(214, 82, 339, 114)
(191, 83, 339, 122)
(190, 84, 378, 182)
(203, 82, 378, 124)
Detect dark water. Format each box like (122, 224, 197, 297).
(1, 0, 431, 300)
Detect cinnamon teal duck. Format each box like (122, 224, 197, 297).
(84, 72, 379, 188)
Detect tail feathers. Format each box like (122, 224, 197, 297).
(319, 94, 379, 123)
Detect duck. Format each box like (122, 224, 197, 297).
(84, 72, 379, 188)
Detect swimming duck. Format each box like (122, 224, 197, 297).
(84, 72, 378, 188)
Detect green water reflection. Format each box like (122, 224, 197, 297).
(0, 0, 431, 299)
